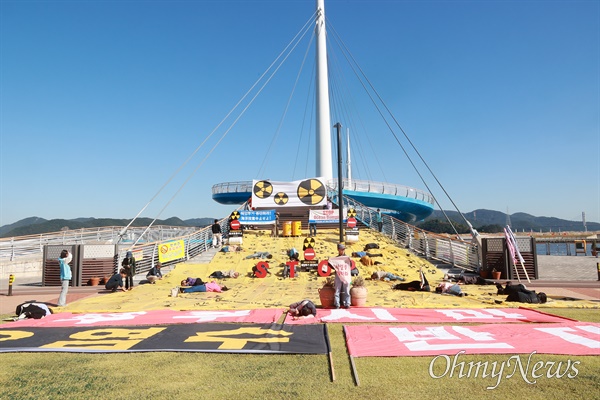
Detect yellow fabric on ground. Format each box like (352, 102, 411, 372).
(64, 228, 598, 313)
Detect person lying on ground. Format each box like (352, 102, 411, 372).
(371, 271, 405, 282)
(209, 270, 240, 279)
(360, 255, 382, 266)
(245, 251, 273, 259)
(181, 277, 205, 287)
(443, 273, 494, 285)
(220, 245, 242, 253)
(497, 282, 547, 304)
(146, 262, 163, 284)
(288, 299, 317, 319)
(392, 268, 430, 291)
(435, 281, 467, 297)
(180, 280, 229, 293)
(351, 251, 383, 258)
(105, 269, 128, 292)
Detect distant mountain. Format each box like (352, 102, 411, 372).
(0, 216, 48, 236)
(0, 216, 215, 238)
(425, 209, 598, 232)
(1, 210, 596, 238)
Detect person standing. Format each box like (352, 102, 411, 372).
(376, 208, 383, 232)
(121, 250, 136, 290)
(309, 211, 317, 237)
(57, 249, 72, 307)
(329, 243, 352, 309)
(211, 219, 222, 248)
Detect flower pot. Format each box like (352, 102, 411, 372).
(350, 286, 368, 307)
(479, 270, 489, 279)
(318, 286, 336, 308)
(491, 271, 502, 280)
(88, 277, 100, 286)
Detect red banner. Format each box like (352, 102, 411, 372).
(344, 323, 600, 357)
(284, 307, 572, 325)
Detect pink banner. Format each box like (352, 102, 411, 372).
(1, 309, 284, 328)
(284, 307, 571, 325)
(344, 323, 600, 356)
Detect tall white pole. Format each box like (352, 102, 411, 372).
(315, 0, 333, 179)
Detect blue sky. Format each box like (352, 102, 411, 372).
(1, 0, 598, 227)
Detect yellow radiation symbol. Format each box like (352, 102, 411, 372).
(230, 211, 240, 220)
(253, 180, 273, 199)
(296, 179, 326, 205)
(303, 237, 315, 250)
(348, 208, 356, 218)
(274, 192, 289, 205)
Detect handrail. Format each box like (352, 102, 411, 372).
(328, 188, 479, 270)
(212, 178, 434, 205)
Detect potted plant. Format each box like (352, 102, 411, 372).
(88, 277, 100, 286)
(350, 276, 368, 306)
(491, 268, 502, 280)
(318, 276, 336, 308)
(479, 267, 489, 279)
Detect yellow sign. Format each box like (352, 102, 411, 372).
(158, 240, 186, 263)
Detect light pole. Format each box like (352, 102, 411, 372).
(334, 122, 344, 244)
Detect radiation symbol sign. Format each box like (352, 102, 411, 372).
(303, 237, 315, 250)
(348, 208, 356, 218)
(253, 180, 273, 199)
(297, 179, 326, 205)
(274, 192, 289, 205)
(230, 211, 240, 220)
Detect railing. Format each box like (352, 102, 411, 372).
(0, 225, 198, 261)
(326, 178, 435, 205)
(212, 181, 254, 194)
(212, 179, 435, 205)
(328, 189, 480, 270)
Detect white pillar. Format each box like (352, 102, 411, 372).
(315, 0, 333, 179)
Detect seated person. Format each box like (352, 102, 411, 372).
(287, 248, 300, 261)
(181, 277, 205, 286)
(436, 281, 466, 297)
(146, 262, 163, 284)
(351, 251, 383, 258)
(105, 268, 127, 292)
(497, 282, 547, 304)
(288, 299, 317, 319)
(393, 268, 430, 291)
(245, 251, 273, 259)
(371, 271, 405, 282)
(180, 280, 229, 293)
(209, 270, 240, 279)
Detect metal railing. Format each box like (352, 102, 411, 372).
(326, 178, 435, 205)
(328, 189, 480, 270)
(212, 179, 435, 205)
(0, 225, 198, 261)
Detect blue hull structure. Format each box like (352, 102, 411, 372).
(212, 179, 434, 223)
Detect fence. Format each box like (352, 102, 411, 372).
(329, 189, 480, 270)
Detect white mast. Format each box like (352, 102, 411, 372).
(346, 127, 352, 184)
(315, 0, 333, 179)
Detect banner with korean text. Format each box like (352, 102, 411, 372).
(344, 323, 600, 356)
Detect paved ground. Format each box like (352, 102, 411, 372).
(0, 250, 597, 316)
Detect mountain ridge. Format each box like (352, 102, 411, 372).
(1, 210, 596, 238)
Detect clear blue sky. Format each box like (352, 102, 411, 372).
(1, 0, 598, 227)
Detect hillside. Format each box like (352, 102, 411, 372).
(0, 217, 215, 238)
(424, 209, 598, 232)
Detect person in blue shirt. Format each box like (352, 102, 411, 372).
(105, 269, 128, 292)
(57, 249, 72, 306)
(376, 209, 383, 232)
(146, 262, 163, 284)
